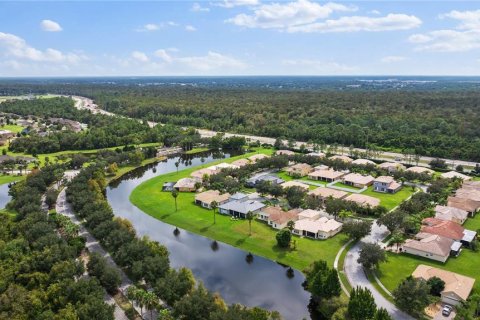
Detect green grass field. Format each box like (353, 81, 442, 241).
(0, 175, 23, 185)
(376, 214, 480, 293)
(362, 185, 416, 211)
(130, 148, 348, 270)
(0, 124, 25, 133)
(185, 147, 210, 154)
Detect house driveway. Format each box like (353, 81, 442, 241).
(344, 222, 414, 320)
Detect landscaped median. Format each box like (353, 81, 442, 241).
(129, 148, 349, 271)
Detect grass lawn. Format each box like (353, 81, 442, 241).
(276, 171, 327, 187)
(130, 148, 348, 271)
(362, 186, 416, 211)
(1, 124, 25, 133)
(377, 244, 480, 294)
(0, 174, 23, 185)
(185, 147, 210, 155)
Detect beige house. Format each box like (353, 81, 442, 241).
(403, 233, 454, 263)
(447, 196, 480, 216)
(345, 194, 380, 208)
(412, 265, 475, 306)
(293, 217, 342, 239)
(258, 206, 283, 222)
(462, 180, 480, 191)
(286, 163, 314, 177)
(281, 180, 310, 191)
(308, 169, 346, 182)
(373, 176, 402, 194)
(441, 171, 471, 180)
(434, 205, 469, 225)
(308, 187, 348, 201)
(456, 189, 480, 202)
(378, 162, 406, 173)
(352, 159, 376, 166)
(275, 149, 295, 156)
(298, 209, 322, 220)
(231, 159, 250, 167)
(208, 162, 239, 171)
(174, 178, 200, 192)
(267, 208, 302, 229)
(329, 155, 353, 163)
(307, 152, 325, 158)
(406, 166, 434, 175)
(342, 173, 375, 188)
(191, 168, 218, 180)
(248, 154, 270, 163)
(195, 190, 231, 209)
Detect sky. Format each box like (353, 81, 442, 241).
(1, 0, 480, 76)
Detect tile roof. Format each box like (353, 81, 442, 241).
(268, 208, 302, 225)
(329, 155, 353, 163)
(406, 166, 434, 174)
(435, 205, 469, 223)
(343, 173, 375, 185)
(294, 217, 342, 234)
(421, 217, 465, 241)
(281, 180, 310, 190)
(404, 233, 454, 257)
(413, 264, 475, 301)
(345, 194, 380, 208)
(378, 162, 406, 171)
(195, 190, 231, 205)
(441, 171, 471, 180)
(448, 196, 480, 213)
(309, 187, 348, 199)
(352, 159, 376, 166)
(308, 169, 345, 180)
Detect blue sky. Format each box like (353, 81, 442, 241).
(1, 1, 480, 76)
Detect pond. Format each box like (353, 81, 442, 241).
(0, 183, 11, 209)
(106, 151, 319, 320)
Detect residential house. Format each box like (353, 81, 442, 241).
(231, 159, 250, 167)
(406, 166, 434, 175)
(218, 199, 265, 219)
(258, 206, 283, 222)
(447, 196, 480, 217)
(345, 194, 380, 208)
(412, 265, 475, 306)
(352, 159, 376, 166)
(378, 162, 406, 174)
(298, 209, 322, 220)
(403, 233, 455, 263)
(308, 187, 348, 202)
(248, 154, 270, 163)
(307, 152, 325, 158)
(195, 190, 231, 209)
(173, 178, 200, 192)
(441, 171, 471, 180)
(275, 150, 295, 156)
(435, 205, 469, 225)
(342, 173, 374, 188)
(308, 169, 346, 182)
(373, 176, 402, 194)
(329, 155, 353, 163)
(208, 162, 239, 171)
(191, 168, 218, 180)
(0, 130, 15, 142)
(245, 174, 284, 188)
(462, 181, 480, 190)
(286, 163, 314, 177)
(455, 189, 480, 202)
(421, 217, 477, 246)
(267, 208, 302, 229)
(293, 217, 343, 239)
(281, 180, 310, 191)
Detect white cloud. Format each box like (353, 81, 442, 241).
(144, 24, 160, 31)
(176, 51, 247, 71)
(0, 32, 85, 63)
(409, 10, 480, 52)
(281, 59, 356, 74)
(217, 0, 260, 8)
(154, 49, 173, 62)
(185, 25, 197, 32)
(441, 9, 480, 30)
(40, 19, 62, 32)
(381, 55, 407, 63)
(136, 21, 179, 32)
(287, 13, 421, 33)
(227, 0, 356, 29)
(131, 51, 149, 62)
(191, 3, 210, 12)
(369, 10, 381, 15)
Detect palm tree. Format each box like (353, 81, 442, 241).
(211, 200, 218, 224)
(390, 231, 405, 252)
(171, 189, 179, 212)
(174, 161, 179, 173)
(144, 291, 158, 320)
(339, 209, 351, 221)
(246, 210, 255, 236)
(286, 220, 295, 232)
(126, 286, 141, 315)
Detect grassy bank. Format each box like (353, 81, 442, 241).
(130, 148, 348, 270)
(0, 174, 23, 185)
(185, 147, 210, 154)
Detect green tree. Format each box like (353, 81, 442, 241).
(246, 210, 255, 236)
(276, 229, 291, 248)
(357, 243, 386, 270)
(211, 200, 218, 224)
(374, 308, 393, 320)
(286, 220, 295, 232)
(427, 276, 445, 296)
(343, 220, 372, 240)
(171, 189, 179, 212)
(393, 276, 432, 317)
(347, 287, 377, 320)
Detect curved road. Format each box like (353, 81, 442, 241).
(344, 223, 413, 320)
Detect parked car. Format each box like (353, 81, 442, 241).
(442, 305, 453, 317)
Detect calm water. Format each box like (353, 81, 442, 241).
(106, 151, 316, 320)
(0, 183, 12, 208)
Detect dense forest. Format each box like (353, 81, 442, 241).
(1, 82, 480, 161)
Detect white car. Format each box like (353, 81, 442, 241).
(442, 305, 453, 317)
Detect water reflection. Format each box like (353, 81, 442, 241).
(0, 183, 11, 208)
(106, 150, 317, 320)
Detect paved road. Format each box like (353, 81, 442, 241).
(344, 223, 414, 320)
(68, 95, 477, 170)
